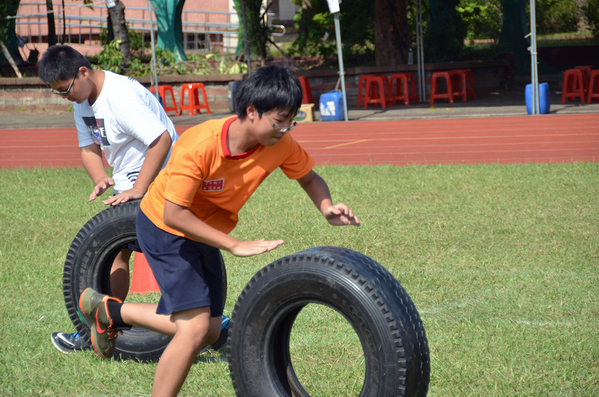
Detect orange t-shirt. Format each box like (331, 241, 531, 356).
(140, 116, 315, 239)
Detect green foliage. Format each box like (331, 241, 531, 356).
(96, 39, 123, 73)
(532, 0, 579, 35)
(96, 42, 248, 77)
(243, 0, 269, 60)
(95, 21, 247, 77)
(99, 23, 148, 55)
(290, 0, 375, 67)
(292, 10, 337, 61)
(424, 0, 467, 62)
(582, 0, 599, 37)
(458, 0, 503, 42)
(0, 0, 20, 42)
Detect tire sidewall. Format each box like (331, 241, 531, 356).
(228, 247, 428, 397)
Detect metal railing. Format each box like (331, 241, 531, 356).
(15, 1, 241, 52)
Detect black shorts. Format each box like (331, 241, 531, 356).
(136, 209, 223, 317)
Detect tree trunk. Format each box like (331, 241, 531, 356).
(107, 0, 132, 67)
(245, 0, 268, 65)
(46, 0, 56, 46)
(374, 0, 410, 67)
(107, 13, 114, 43)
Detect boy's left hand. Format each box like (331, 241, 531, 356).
(323, 204, 360, 226)
(102, 188, 145, 206)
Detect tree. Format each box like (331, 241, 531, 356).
(106, 0, 132, 67)
(46, 0, 57, 46)
(424, 0, 467, 61)
(244, 0, 270, 65)
(0, 0, 23, 77)
(374, 0, 410, 66)
(289, 0, 375, 66)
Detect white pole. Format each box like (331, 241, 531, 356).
(241, 0, 251, 73)
(333, 12, 348, 122)
(148, 0, 159, 98)
(532, 0, 540, 114)
(416, 0, 425, 103)
(528, 0, 540, 115)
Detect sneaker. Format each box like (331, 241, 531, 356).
(51, 331, 92, 353)
(79, 288, 121, 359)
(200, 315, 230, 354)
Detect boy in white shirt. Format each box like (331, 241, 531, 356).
(38, 44, 179, 353)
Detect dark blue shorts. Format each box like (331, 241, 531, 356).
(136, 209, 223, 318)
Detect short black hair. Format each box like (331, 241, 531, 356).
(38, 45, 93, 84)
(234, 66, 303, 119)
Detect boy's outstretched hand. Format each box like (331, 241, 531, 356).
(89, 177, 114, 202)
(229, 239, 285, 257)
(323, 203, 361, 226)
(102, 188, 145, 206)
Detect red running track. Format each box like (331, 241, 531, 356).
(1, 114, 598, 168)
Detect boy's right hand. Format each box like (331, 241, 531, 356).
(89, 177, 115, 202)
(228, 239, 285, 257)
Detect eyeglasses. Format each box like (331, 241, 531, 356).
(51, 75, 77, 97)
(263, 112, 297, 134)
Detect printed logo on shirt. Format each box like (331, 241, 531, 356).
(82, 117, 110, 146)
(126, 171, 139, 184)
(201, 178, 224, 192)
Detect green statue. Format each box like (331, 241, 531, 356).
(150, 0, 187, 61)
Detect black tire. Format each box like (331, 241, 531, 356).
(62, 200, 227, 362)
(227, 246, 430, 397)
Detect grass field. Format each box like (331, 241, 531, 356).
(0, 162, 597, 396)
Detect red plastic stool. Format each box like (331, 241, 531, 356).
(449, 69, 476, 102)
(149, 85, 178, 115)
(430, 72, 455, 105)
(357, 74, 379, 108)
(129, 252, 160, 294)
(388, 73, 418, 105)
(363, 75, 391, 109)
(180, 83, 211, 116)
(561, 69, 586, 103)
(297, 76, 314, 104)
(588, 70, 599, 104)
(574, 66, 593, 95)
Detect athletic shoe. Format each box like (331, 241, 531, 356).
(200, 315, 230, 354)
(51, 331, 92, 353)
(79, 288, 121, 359)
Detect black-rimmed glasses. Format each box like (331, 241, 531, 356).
(264, 112, 297, 134)
(51, 75, 77, 97)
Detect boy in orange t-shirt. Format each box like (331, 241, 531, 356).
(78, 66, 360, 396)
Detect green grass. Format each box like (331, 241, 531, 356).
(0, 162, 598, 396)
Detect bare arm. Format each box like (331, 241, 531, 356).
(103, 131, 172, 206)
(80, 144, 114, 202)
(163, 200, 284, 257)
(297, 170, 360, 226)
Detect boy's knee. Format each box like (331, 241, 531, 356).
(204, 324, 221, 347)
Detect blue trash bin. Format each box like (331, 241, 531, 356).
(319, 90, 344, 121)
(525, 83, 551, 115)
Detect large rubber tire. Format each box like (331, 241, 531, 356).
(227, 246, 430, 397)
(62, 200, 227, 362)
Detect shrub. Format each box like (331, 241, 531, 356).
(534, 0, 579, 35)
(582, 0, 599, 37)
(458, 0, 503, 43)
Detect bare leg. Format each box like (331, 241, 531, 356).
(110, 249, 131, 301)
(121, 304, 222, 397)
(120, 302, 222, 341)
